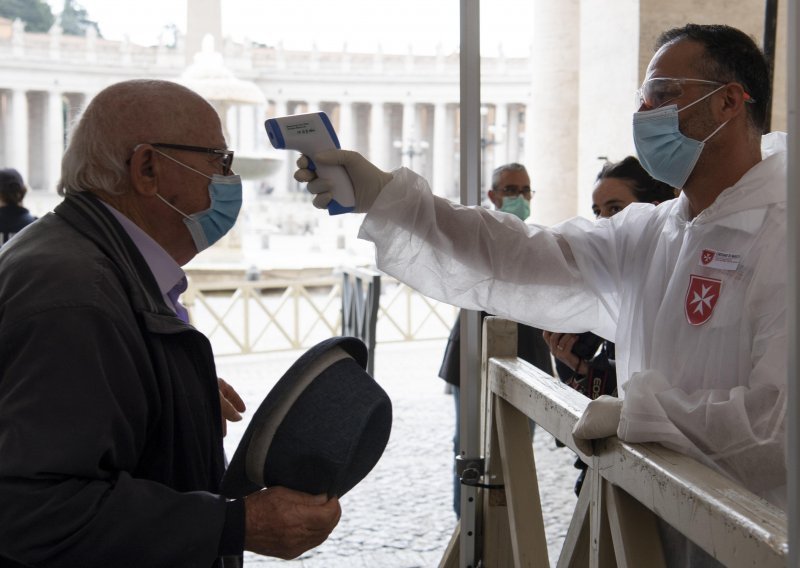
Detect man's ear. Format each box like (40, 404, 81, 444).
(487, 189, 501, 208)
(718, 83, 749, 122)
(128, 144, 159, 196)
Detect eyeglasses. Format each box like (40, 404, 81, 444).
(636, 77, 756, 109)
(497, 185, 532, 198)
(636, 78, 726, 109)
(150, 142, 235, 175)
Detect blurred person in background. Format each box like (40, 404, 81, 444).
(0, 168, 37, 245)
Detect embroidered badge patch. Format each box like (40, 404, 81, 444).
(685, 275, 722, 326)
(699, 249, 740, 271)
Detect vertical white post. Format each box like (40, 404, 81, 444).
(369, 101, 386, 168)
(339, 100, 354, 150)
(493, 102, 508, 168)
(271, 99, 290, 195)
(10, 89, 29, 181)
(459, 1, 481, 567)
(46, 89, 64, 192)
(432, 101, 449, 196)
(401, 101, 415, 168)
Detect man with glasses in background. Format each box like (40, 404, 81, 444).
(438, 162, 553, 518)
(0, 79, 341, 567)
(296, 21, 787, 548)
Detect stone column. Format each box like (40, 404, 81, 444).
(369, 102, 387, 169)
(577, 0, 640, 216)
(9, 89, 29, 181)
(507, 104, 522, 166)
(526, 0, 580, 225)
(432, 101, 449, 196)
(186, 0, 222, 64)
(493, 102, 508, 168)
(272, 99, 291, 195)
(401, 101, 416, 168)
(338, 100, 354, 149)
(46, 89, 64, 192)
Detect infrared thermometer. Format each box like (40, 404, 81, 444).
(265, 112, 355, 215)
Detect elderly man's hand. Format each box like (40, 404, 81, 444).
(571, 395, 623, 456)
(294, 149, 393, 213)
(244, 487, 342, 559)
(218, 377, 245, 437)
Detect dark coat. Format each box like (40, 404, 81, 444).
(438, 310, 554, 386)
(0, 204, 37, 245)
(0, 194, 231, 567)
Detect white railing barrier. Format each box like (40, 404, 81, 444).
(183, 273, 458, 355)
(440, 317, 788, 568)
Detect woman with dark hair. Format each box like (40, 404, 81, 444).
(0, 168, 37, 245)
(543, 155, 675, 495)
(591, 156, 676, 219)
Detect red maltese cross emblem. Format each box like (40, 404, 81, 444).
(685, 275, 722, 326)
(701, 249, 715, 265)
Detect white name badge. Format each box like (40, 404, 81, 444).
(699, 248, 740, 271)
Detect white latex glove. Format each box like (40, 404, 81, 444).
(294, 149, 393, 213)
(571, 395, 623, 456)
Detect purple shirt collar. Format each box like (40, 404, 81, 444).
(101, 202, 186, 310)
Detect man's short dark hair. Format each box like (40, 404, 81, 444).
(597, 156, 676, 203)
(656, 24, 770, 132)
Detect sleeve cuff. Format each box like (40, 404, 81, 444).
(218, 498, 245, 556)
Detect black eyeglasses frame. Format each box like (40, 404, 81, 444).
(150, 142, 235, 175)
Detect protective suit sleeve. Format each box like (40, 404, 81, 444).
(618, 262, 787, 508)
(358, 167, 619, 339)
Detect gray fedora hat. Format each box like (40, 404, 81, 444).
(221, 336, 392, 499)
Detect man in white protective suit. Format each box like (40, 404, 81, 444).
(295, 23, 787, 512)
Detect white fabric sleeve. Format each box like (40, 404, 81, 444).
(618, 302, 787, 508)
(358, 167, 619, 338)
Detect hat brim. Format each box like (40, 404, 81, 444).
(220, 336, 391, 499)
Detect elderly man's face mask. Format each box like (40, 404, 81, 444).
(152, 148, 243, 253)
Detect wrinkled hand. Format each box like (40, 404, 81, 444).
(571, 395, 623, 456)
(542, 331, 583, 372)
(294, 149, 393, 213)
(244, 487, 342, 560)
(218, 377, 245, 437)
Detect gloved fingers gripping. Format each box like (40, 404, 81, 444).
(294, 168, 317, 183)
(311, 148, 361, 167)
(307, 178, 333, 196)
(312, 192, 332, 210)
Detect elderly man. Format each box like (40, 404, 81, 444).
(0, 80, 340, 567)
(297, 21, 786, 516)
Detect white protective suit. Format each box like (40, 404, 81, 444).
(359, 132, 787, 507)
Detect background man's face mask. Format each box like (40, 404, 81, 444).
(500, 195, 530, 221)
(154, 150, 243, 252)
(632, 84, 729, 189)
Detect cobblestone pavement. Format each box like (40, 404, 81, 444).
(217, 340, 578, 567)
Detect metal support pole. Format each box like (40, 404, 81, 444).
(459, 1, 482, 567)
(787, 0, 798, 564)
(762, 0, 778, 133)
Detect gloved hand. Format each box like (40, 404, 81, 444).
(294, 149, 393, 213)
(571, 395, 623, 456)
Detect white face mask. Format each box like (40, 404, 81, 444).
(632, 84, 729, 189)
(153, 149, 243, 252)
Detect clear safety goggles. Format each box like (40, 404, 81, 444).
(635, 77, 754, 109)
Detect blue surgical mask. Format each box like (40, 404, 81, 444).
(499, 195, 530, 221)
(632, 84, 729, 189)
(153, 150, 243, 252)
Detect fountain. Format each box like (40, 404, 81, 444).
(179, 34, 282, 180)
